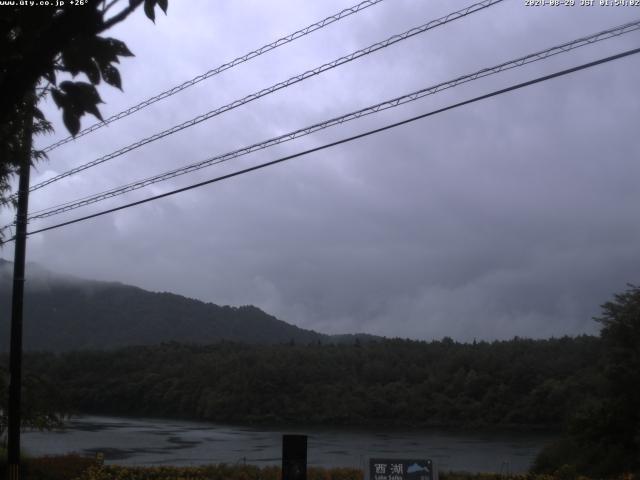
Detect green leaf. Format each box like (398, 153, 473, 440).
(62, 109, 80, 136)
(59, 81, 104, 122)
(84, 102, 104, 122)
(157, 0, 168, 14)
(144, 0, 156, 22)
(101, 64, 122, 90)
(81, 60, 101, 84)
(50, 88, 66, 109)
(61, 41, 104, 84)
(90, 37, 120, 68)
(105, 37, 134, 58)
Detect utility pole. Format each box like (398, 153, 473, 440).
(7, 93, 34, 480)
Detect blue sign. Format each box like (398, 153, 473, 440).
(369, 459, 433, 480)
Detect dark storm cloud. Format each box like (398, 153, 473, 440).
(3, 0, 639, 340)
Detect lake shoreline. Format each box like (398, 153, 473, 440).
(22, 414, 555, 473)
(64, 410, 561, 435)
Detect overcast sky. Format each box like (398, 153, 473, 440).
(2, 0, 639, 341)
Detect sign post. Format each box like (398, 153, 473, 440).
(282, 434, 307, 480)
(369, 459, 434, 480)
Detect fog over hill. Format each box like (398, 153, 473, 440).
(0, 259, 378, 352)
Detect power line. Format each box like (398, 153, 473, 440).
(40, 0, 387, 153)
(25, 19, 640, 222)
(10, 46, 638, 243)
(22, 0, 503, 196)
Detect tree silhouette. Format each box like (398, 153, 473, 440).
(588, 284, 640, 474)
(0, 0, 170, 434)
(0, 0, 168, 218)
(534, 285, 640, 476)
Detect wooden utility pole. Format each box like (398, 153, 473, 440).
(7, 94, 34, 480)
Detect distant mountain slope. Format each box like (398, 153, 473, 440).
(0, 259, 374, 351)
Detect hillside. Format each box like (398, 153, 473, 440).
(0, 259, 374, 351)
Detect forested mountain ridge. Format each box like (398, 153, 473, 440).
(20, 335, 602, 430)
(0, 259, 375, 351)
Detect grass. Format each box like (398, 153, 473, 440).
(1, 453, 96, 480)
(1, 455, 635, 480)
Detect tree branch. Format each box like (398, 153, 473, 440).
(100, 0, 144, 31)
(102, 0, 119, 14)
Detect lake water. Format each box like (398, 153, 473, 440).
(22, 415, 553, 473)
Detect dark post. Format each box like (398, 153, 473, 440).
(282, 434, 307, 480)
(7, 94, 34, 480)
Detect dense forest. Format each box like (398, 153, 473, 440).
(16, 336, 602, 429)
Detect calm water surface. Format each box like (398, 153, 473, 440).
(22, 415, 553, 473)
